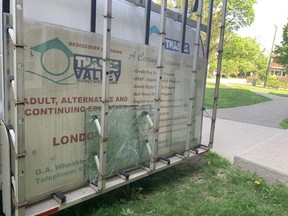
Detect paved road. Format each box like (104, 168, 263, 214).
(206, 92, 288, 128)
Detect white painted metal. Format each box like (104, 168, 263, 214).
(180, 0, 188, 53)
(0, 0, 3, 122)
(151, 0, 167, 170)
(185, 0, 203, 155)
(99, 0, 112, 190)
(25, 146, 209, 215)
(8, 128, 16, 147)
(145, 141, 153, 159)
(0, 0, 216, 215)
(0, 122, 12, 216)
(94, 155, 100, 172)
(209, 0, 228, 148)
(145, 113, 154, 128)
(10, 0, 26, 215)
(93, 117, 102, 135)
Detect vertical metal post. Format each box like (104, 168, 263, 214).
(3, 0, 10, 13)
(185, 0, 203, 155)
(198, 0, 214, 144)
(208, 0, 228, 148)
(99, 0, 112, 190)
(10, 0, 26, 215)
(144, 0, 152, 45)
(150, 0, 167, 170)
(0, 1, 4, 121)
(180, 0, 188, 53)
(205, 0, 214, 60)
(263, 25, 277, 87)
(90, 0, 97, 33)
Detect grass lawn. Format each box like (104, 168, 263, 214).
(204, 84, 271, 109)
(231, 84, 288, 98)
(56, 152, 288, 216)
(280, 118, 288, 129)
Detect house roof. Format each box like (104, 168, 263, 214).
(271, 61, 285, 70)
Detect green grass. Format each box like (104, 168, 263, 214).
(204, 84, 271, 109)
(280, 118, 288, 129)
(55, 152, 288, 216)
(232, 84, 288, 97)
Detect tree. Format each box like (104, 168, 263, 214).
(155, 0, 258, 68)
(173, 0, 256, 61)
(157, 0, 256, 33)
(211, 34, 267, 78)
(274, 23, 288, 69)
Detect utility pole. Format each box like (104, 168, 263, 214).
(264, 25, 277, 87)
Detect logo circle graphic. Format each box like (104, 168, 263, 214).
(41, 48, 70, 76)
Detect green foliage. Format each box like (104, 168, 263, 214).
(267, 76, 280, 88)
(274, 23, 288, 68)
(174, 0, 256, 32)
(266, 76, 288, 89)
(157, 0, 259, 76)
(280, 118, 288, 129)
(210, 34, 267, 77)
(172, 0, 256, 62)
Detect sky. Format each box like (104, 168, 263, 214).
(237, 0, 288, 54)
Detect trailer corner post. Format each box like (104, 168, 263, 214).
(10, 0, 26, 215)
(205, 0, 214, 61)
(208, 0, 228, 149)
(144, 0, 152, 45)
(150, 0, 167, 170)
(180, 0, 188, 53)
(185, 0, 203, 156)
(99, 0, 112, 190)
(199, 0, 214, 145)
(90, 0, 97, 33)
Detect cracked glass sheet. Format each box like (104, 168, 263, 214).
(85, 106, 153, 182)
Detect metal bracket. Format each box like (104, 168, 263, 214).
(7, 24, 16, 44)
(103, 15, 113, 19)
(91, 115, 102, 135)
(143, 111, 154, 129)
(53, 192, 66, 204)
(89, 181, 99, 192)
(158, 157, 170, 165)
(190, 148, 198, 155)
(145, 140, 153, 160)
(175, 153, 186, 160)
(7, 25, 25, 48)
(11, 98, 26, 105)
(12, 149, 27, 159)
(118, 172, 130, 180)
(93, 152, 100, 172)
(141, 164, 151, 172)
(12, 198, 28, 208)
(198, 144, 210, 150)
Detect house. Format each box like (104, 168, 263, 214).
(270, 57, 286, 77)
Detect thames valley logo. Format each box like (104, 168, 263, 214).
(26, 38, 121, 85)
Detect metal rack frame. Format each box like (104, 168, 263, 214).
(0, 0, 229, 214)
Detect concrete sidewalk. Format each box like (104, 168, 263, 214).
(201, 91, 288, 185)
(201, 117, 284, 162)
(202, 117, 288, 185)
(234, 129, 288, 185)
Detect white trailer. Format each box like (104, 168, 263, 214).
(0, 0, 227, 215)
